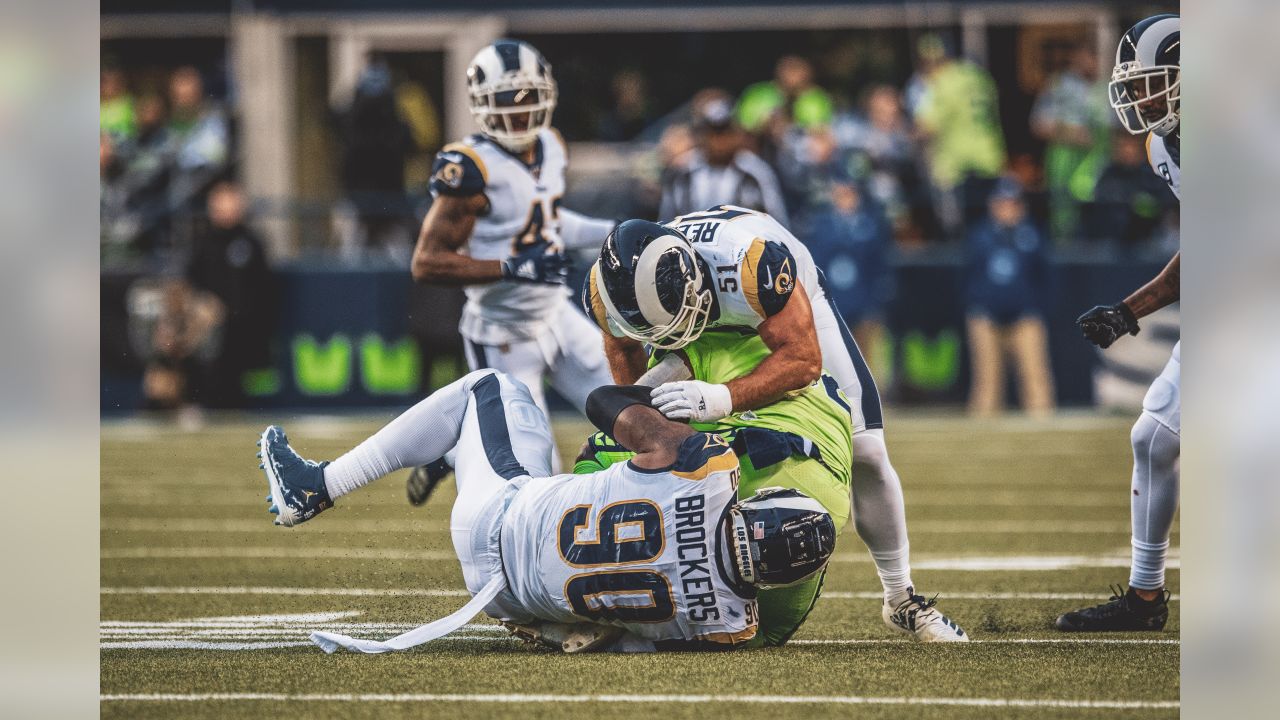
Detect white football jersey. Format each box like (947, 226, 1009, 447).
(497, 432, 759, 647)
(669, 205, 822, 330)
(1146, 132, 1180, 201)
(430, 128, 570, 344)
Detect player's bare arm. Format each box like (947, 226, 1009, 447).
(1123, 252, 1180, 319)
(725, 282, 822, 411)
(1077, 251, 1180, 348)
(410, 193, 500, 285)
(601, 332, 650, 385)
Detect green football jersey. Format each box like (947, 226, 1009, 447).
(657, 330, 853, 487)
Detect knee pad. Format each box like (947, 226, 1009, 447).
(850, 432, 893, 481)
(1131, 412, 1179, 470)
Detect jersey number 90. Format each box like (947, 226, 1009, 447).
(558, 500, 675, 623)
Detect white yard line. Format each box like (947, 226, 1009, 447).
(101, 547, 455, 561)
(100, 518, 1168, 535)
(101, 546, 1179, 571)
(98, 692, 1178, 709)
(99, 586, 1180, 601)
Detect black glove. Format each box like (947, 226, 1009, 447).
(1076, 302, 1140, 349)
(501, 245, 571, 285)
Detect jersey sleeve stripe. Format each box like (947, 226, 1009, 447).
(443, 142, 489, 184)
(670, 448, 738, 481)
(740, 237, 767, 319)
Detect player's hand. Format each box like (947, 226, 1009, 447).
(651, 381, 733, 423)
(1076, 302, 1140, 348)
(501, 244, 571, 285)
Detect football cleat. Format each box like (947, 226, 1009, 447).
(1055, 585, 1170, 632)
(258, 425, 332, 527)
(883, 588, 969, 642)
(407, 458, 454, 507)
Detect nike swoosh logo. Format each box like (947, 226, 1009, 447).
(762, 265, 775, 290)
(440, 153, 464, 163)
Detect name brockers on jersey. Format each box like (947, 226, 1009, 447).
(674, 493, 722, 623)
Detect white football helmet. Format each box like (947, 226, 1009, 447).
(1108, 14, 1180, 137)
(466, 40, 557, 152)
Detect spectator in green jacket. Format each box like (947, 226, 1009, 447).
(736, 56, 834, 163)
(911, 35, 1007, 240)
(100, 65, 136, 143)
(1031, 42, 1113, 243)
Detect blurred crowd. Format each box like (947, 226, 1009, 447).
(649, 36, 1177, 416)
(102, 33, 1179, 417)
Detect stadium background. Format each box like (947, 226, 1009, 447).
(100, 0, 1178, 417)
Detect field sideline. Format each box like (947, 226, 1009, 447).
(101, 412, 1179, 719)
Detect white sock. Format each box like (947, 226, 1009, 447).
(871, 545, 914, 604)
(1127, 412, 1180, 590)
(323, 370, 490, 500)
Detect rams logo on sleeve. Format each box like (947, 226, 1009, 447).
(429, 143, 488, 197)
(742, 238, 797, 318)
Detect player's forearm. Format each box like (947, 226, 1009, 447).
(1122, 252, 1180, 319)
(603, 334, 649, 384)
(411, 250, 503, 285)
(724, 345, 820, 412)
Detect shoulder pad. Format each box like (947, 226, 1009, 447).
(671, 432, 738, 481)
(742, 238, 796, 318)
(430, 142, 488, 197)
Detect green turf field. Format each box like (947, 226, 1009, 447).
(101, 413, 1179, 718)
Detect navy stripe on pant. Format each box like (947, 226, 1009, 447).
(470, 373, 530, 481)
(816, 268, 884, 430)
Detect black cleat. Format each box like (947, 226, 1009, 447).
(407, 458, 453, 506)
(1056, 585, 1170, 632)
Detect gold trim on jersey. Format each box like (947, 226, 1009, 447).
(1145, 133, 1154, 166)
(442, 142, 489, 184)
(587, 265, 610, 331)
(671, 448, 738, 481)
(558, 499, 667, 568)
(739, 237, 768, 319)
(695, 625, 758, 645)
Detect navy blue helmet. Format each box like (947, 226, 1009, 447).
(729, 487, 837, 588)
(1109, 14, 1180, 136)
(587, 219, 713, 349)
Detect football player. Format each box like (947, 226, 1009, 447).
(256, 370, 835, 653)
(408, 39, 616, 494)
(583, 207, 968, 643)
(1058, 14, 1180, 632)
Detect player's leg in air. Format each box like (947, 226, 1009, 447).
(811, 274, 967, 642)
(406, 335, 555, 507)
(1056, 343, 1179, 631)
(260, 369, 554, 544)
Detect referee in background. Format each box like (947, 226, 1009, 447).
(659, 91, 790, 226)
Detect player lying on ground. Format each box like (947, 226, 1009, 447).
(257, 370, 835, 653)
(584, 210, 967, 642)
(1058, 13, 1180, 633)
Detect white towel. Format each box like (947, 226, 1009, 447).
(310, 575, 506, 654)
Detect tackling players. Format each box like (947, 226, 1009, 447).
(409, 39, 616, 489)
(1057, 14, 1180, 632)
(256, 371, 835, 653)
(583, 207, 968, 643)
